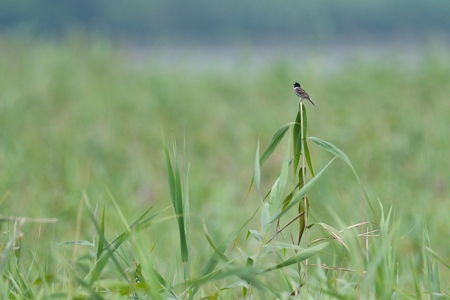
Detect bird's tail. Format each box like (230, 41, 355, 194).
(307, 98, 316, 106)
(298, 98, 316, 106)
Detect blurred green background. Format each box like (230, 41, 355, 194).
(1, 0, 450, 285)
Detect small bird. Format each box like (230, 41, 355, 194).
(293, 82, 315, 106)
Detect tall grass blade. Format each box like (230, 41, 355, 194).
(293, 105, 315, 178)
(199, 224, 243, 274)
(301, 104, 315, 177)
(303, 138, 315, 177)
(106, 188, 131, 232)
(183, 160, 191, 278)
(203, 223, 231, 263)
(191, 210, 260, 298)
(163, 137, 189, 263)
(298, 200, 306, 243)
(260, 123, 291, 166)
(247, 124, 291, 199)
(86, 202, 157, 283)
(293, 110, 302, 176)
(308, 136, 376, 217)
(88, 225, 127, 283)
(83, 195, 126, 282)
(129, 239, 171, 299)
(264, 242, 329, 272)
(93, 206, 105, 280)
(425, 247, 450, 269)
(281, 187, 297, 210)
(270, 132, 292, 207)
(430, 261, 441, 300)
(423, 227, 443, 300)
(410, 259, 423, 299)
(191, 266, 270, 294)
(271, 157, 336, 222)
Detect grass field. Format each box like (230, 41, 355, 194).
(1, 36, 449, 298)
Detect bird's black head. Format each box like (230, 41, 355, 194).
(293, 82, 300, 87)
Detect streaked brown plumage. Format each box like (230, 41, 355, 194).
(293, 82, 315, 106)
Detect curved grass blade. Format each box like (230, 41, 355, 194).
(271, 157, 337, 222)
(425, 247, 450, 269)
(264, 242, 329, 272)
(203, 223, 231, 263)
(191, 265, 268, 294)
(308, 137, 376, 217)
(303, 138, 315, 177)
(83, 195, 128, 283)
(106, 188, 131, 233)
(190, 208, 261, 299)
(84, 190, 163, 285)
(281, 186, 297, 211)
(260, 123, 291, 165)
(269, 132, 292, 208)
(247, 124, 291, 200)
(315, 222, 349, 250)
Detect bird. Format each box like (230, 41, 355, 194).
(293, 82, 315, 106)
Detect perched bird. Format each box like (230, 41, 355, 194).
(293, 82, 315, 106)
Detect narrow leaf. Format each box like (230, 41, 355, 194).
(106, 188, 131, 233)
(281, 188, 296, 210)
(308, 137, 376, 217)
(57, 240, 94, 246)
(425, 246, 450, 269)
(249, 229, 263, 243)
(430, 262, 441, 300)
(96, 206, 105, 260)
(271, 157, 336, 222)
(409, 259, 423, 299)
(298, 201, 306, 243)
(203, 223, 231, 263)
(89, 205, 157, 283)
(269, 135, 292, 208)
(301, 102, 308, 139)
(261, 202, 270, 234)
(191, 211, 259, 299)
(303, 139, 315, 177)
(273, 131, 292, 206)
(264, 242, 329, 272)
(247, 123, 292, 200)
(293, 111, 302, 176)
(164, 137, 189, 263)
(260, 123, 290, 165)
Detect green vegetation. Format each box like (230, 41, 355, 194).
(1, 36, 449, 298)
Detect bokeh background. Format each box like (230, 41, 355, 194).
(2, 0, 450, 44)
(1, 0, 450, 286)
